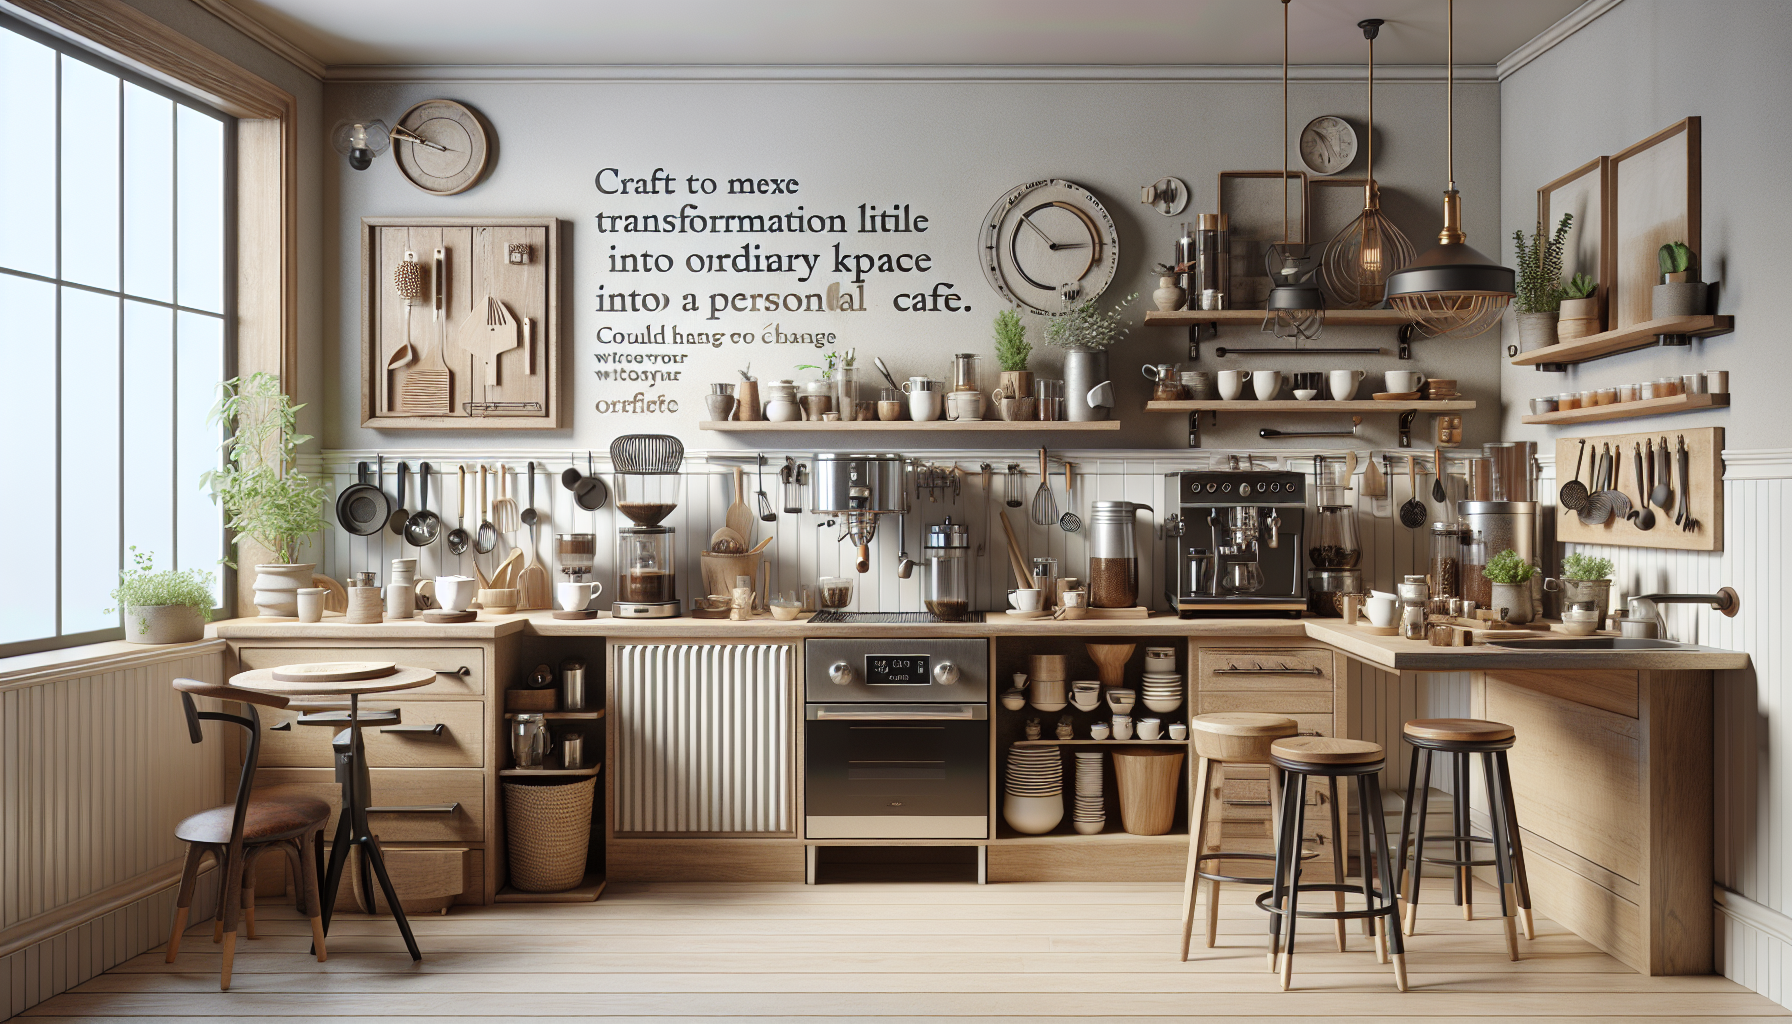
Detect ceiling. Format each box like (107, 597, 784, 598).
(222, 0, 1588, 69)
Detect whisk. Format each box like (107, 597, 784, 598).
(1029, 448, 1058, 526)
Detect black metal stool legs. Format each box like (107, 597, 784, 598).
(1495, 750, 1536, 939)
(1399, 747, 1435, 935)
(1366, 770, 1408, 989)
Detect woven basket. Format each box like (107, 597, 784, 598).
(503, 777, 595, 892)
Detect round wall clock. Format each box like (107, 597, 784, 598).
(392, 99, 491, 196)
(1299, 115, 1358, 176)
(980, 179, 1120, 314)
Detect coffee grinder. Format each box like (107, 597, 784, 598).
(611, 434, 684, 619)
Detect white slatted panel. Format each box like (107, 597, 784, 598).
(612, 643, 793, 834)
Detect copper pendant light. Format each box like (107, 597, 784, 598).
(1320, 19, 1416, 308)
(1262, 0, 1324, 340)
(1384, 0, 1514, 337)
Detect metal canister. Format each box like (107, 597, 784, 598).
(1457, 499, 1539, 612)
(560, 733, 585, 770)
(1088, 501, 1152, 608)
(561, 658, 589, 711)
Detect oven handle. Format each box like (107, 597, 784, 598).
(807, 704, 988, 721)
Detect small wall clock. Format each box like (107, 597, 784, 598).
(1299, 115, 1358, 176)
(392, 99, 492, 196)
(980, 179, 1120, 314)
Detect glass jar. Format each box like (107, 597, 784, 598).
(950, 353, 980, 393)
(924, 518, 971, 621)
(1193, 213, 1230, 306)
(1310, 504, 1360, 569)
(1397, 575, 1430, 640)
(1594, 387, 1618, 406)
(1558, 393, 1581, 410)
(615, 525, 677, 606)
(1031, 556, 1060, 611)
(1429, 523, 1464, 601)
(1306, 569, 1363, 617)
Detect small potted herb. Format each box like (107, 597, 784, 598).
(1511, 213, 1572, 351)
(1043, 292, 1137, 421)
(795, 351, 845, 419)
(1652, 241, 1707, 320)
(107, 548, 216, 644)
(992, 309, 1033, 419)
(1547, 552, 1614, 628)
(1481, 549, 1539, 624)
(1557, 273, 1601, 341)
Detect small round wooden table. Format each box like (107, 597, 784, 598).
(231, 663, 436, 961)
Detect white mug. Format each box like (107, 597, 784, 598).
(1385, 370, 1428, 394)
(295, 587, 326, 624)
(1216, 369, 1248, 401)
(1111, 716, 1135, 741)
(908, 390, 942, 422)
(1168, 722, 1189, 740)
(1008, 588, 1043, 612)
(945, 390, 984, 421)
(900, 377, 936, 394)
(1329, 369, 1366, 401)
(1089, 721, 1112, 740)
(556, 580, 603, 612)
(1366, 596, 1398, 628)
(1252, 370, 1283, 401)
(434, 575, 478, 612)
(1137, 718, 1163, 741)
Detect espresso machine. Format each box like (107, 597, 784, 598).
(1164, 469, 1306, 617)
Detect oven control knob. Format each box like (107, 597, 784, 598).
(828, 661, 858, 686)
(932, 661, 960, 686)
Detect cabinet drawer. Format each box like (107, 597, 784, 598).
(1199, 691, 1334, 715)
(235, 646, 484, 696)
(256, 767, 486, 842)
(259, 699, 485, 768)
(1197, 648, 1332, 689)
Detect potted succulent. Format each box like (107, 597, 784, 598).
(1043, 292, 1137, 421)
(107, 548, 216, 644)
(202, 372, 329, 618)
(1546, 552, 1614, 628)
(992, 309, 1033, 419)
(1652, 241, 1706, 319)
(1557, 273, 1601, 341)
(1151, 263, 1186, 312)
(1482, 549, 1540, 625)
(1511, 213, 1572, 351)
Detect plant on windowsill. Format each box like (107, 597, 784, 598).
(1511, 213, 1572, 351)
(1043, 292, 1137, 422)
(201, 372, 329, 618)
(106, 547, 217, 644)
(1482, 548, 1540, 625)
(992, 309, 1034, 420)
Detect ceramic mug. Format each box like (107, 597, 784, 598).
(433, 575, 478, 612)
(1168, 722, 1189, 740)
(1008, 588, 1043, 612)
(900, 377, 937, 394)
(1089, 721, 1112, 740)
(1111, 716, 1135, 741)
(1216, 369, 1248, 401)
(908, 389, 942, 422)
(1141, 363, 1179, 382)
(945, 390, 984, 421)
(1365, 596, 1398, 628)
(1385, 370, 1428, 394)
(1137, 718, 1163, 741)
(1252, 370, 1283, 401)
(1329, 369, 1366, 401)
(556, 580, 603, 612)
(295, 587, 326, 624)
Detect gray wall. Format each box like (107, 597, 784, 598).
(323, 74, 1498, 452)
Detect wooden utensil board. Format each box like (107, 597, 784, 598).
(1554, 426, 1722, 552)
(361, 217, 562, 429)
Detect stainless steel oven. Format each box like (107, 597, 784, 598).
(803, 638, 988, 840)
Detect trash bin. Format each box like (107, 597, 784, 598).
(1112, 746, 1185, 836)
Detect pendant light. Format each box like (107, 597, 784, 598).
(1320, 19, 1416, 308)
(1383, 0, 1514, 337)
(1262, 0, 1324, 340)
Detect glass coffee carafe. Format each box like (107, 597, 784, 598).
(1309, 458, 1360, 569)
(613, 525, 679, 617)
(923, 518, 970, 621)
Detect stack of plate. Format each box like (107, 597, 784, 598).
(1073, 751, 1106, 835)
(1003, 746, 1064, 835)
(1141, 670, 1183, 713)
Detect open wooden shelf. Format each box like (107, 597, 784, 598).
(1012, 738, 1188, 746)
(499, 764, 602, 777)
(699, 419, 1120, 432)
(1510, 314, 1734, 367)
(1144, 399, 1474, 413)
(1144, 308, 1413, 327)
(995, 823, 1188, 844)
(1520, 392, 1728, 425)
(504, 710, 604, 720)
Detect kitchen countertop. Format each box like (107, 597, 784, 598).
(213, 612, 1749, 673)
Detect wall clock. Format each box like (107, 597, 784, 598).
(392, 99, 491, 196)
(1299, 115, 1358, 176)
(980, 179, 1120, 314)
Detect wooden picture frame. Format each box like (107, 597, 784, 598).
(1218, 170, 1308, 307)
(361, 217, 563, 430)
(1610, 117, 1701, 331)
(1537, 155, 1613, 332)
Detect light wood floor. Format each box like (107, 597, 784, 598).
(22, 877, 1792, 1021)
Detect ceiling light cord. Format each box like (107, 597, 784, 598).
(1282, 0, 1291, 246)
(1447, 0, 1455, 192)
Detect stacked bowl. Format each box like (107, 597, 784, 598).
(1073, 751, 1106, 834)
(1141, 667, 1183, 714)
(1003, 746, 1065, 834)
(1030, 655, 1069, 712)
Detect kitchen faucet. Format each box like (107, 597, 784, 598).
(1629, 587, 1741, 637)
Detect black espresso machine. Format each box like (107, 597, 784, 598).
(1164, 469, 1306, 617)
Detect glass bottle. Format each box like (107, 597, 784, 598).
(1429, 522, 1464, 602)
(1397, 574, 1430, 640)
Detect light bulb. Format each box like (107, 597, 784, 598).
(348, 123, 373, 171)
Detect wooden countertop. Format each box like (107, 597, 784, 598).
(212, 612, 1749, 673)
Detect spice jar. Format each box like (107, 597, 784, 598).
(1397, 575, 1430, 640)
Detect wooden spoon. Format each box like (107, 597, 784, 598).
(725, 465, 754, 544)
(490, 549, 524, 590)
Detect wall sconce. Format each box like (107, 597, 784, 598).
(331, 119, 391, 170)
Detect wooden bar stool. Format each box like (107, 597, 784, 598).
(1179, 713, 1319, 960)
(1261, 736, 1406, 992)
(1394, 718, 1532, 958)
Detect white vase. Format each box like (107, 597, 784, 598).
(253, 563, 317, 618)
(1516, 311, 1559, 351)
(125, 605, 205, 644)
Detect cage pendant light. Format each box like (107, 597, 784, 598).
(1320, 19, 1416, 308)
(1262, 0, 1324, 340)
(1383, 0, 1515, 337)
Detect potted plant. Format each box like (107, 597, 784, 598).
(107, 548, 216, 644)
(1481, 549, 1539, 624)
(202, 372, 329, 618)
(1151, 263, 1186, 312)
(992, 309, 1033, 418)
(1557, 273, 1601, 341)
(1652, 241, 1707, 320)
(1043, 292, 1137, 421)
(1546, 552, 1614, 628)
(734, 364, 760, 421)
(794, 351, 843, 419)
(1511, 213, 1572, 351)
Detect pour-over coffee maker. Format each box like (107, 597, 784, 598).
(610, 435, 684, 618)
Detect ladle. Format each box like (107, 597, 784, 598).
(446, 465, 471, 555)
(1650, 436, 1673, 514)
(521, 462, 540, 531)
(388, 461, 410, 535)
(404, 462, 441, 547)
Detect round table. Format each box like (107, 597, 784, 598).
(232, 664, 435, 960)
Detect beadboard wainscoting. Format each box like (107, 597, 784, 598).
(0, 646, 228, 1020)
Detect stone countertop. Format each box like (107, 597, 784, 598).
(212, 612, 1750, 673)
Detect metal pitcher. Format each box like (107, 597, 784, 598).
(510, 713, 551, 770)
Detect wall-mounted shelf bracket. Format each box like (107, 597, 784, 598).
(1398, 409, 1416, 448)
(1187, 322, 1217, 360)
(1397, 324, 1415, 361)
(1187, 411, 1203, 448)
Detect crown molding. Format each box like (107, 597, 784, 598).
(186, 0, 326, 79)
(322, 62, 1499, 85)
(1497, 0, 1626, 81)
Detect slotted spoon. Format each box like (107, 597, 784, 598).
(1398, 455, 1426, 528)
(446, 465, 471, 555)
(1058, 462, 1081, 533)
(1030, 448, 1058, 526)
(1559, 438, 1589, 514)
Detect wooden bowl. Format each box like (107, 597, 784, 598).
(478, 588, 519, 614)
(1084, 643, 1136, 689)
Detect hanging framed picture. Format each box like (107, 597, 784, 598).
(1610, 117, 1701, 331)
(1537, 155, 1613, 333)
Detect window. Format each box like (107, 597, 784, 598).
(0, 15, 232, 656)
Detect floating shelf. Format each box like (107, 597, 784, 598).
(1520, 392, 1729, 425)
(1510, 314, 1734, 368)
(504, 710, 604, 720)
(1144, 399, 1474, 413)
(1144, 309, 1413, 327)
(699, 419, 1121, 432)
(1012, 738, 1188, 746)
(499, 765, 602, 777)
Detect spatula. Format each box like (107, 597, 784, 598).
(491, 464, 520, 535)
(399, 247, 452, 414)
(516, 463, 550, 610)
(726, 465, 754, 544)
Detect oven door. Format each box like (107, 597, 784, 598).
(804, 703, 988, 839)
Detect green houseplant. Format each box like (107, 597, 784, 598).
(1651, 240, 1707, 321)
(992, 309, 1033, 419)
(1547, 552, 1615, 630)
(1511, 213, 1572, 350)
(107, 548, 216, 644)
(1044, 292, 1137, 422)
(1558, 272, 1602, 340)
(202, 372, 328, 617)
(1482, 548, 1539, 624)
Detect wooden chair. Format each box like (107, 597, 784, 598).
(166, 678, 331, 989)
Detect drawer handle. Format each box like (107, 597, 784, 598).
(295, 709, 400, 726)
(367, 803, 461, 814)
(381, 723, 446, 736)
(436, 666, 472, 678)
(271, 721, 292, 731)
(1211, 666, 1323, 675)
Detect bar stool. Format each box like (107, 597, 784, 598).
(1261, 736, 1406, 992)
(1179, 713, 1313, 960)
(1394, 718, 1532, 959)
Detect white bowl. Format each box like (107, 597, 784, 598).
(1073, 819, 1107, 835)
(1003, 793, 1065, 835)
(1294, 389, 1319, 401)
(1000, 690, 1027, 711)
(1143, 697, 1183, 714)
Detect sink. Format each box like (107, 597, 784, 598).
(1484, 637, 1687, 651)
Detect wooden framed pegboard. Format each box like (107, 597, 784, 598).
(361, 217, 563, 429)
(1555, 426, 1722, 552)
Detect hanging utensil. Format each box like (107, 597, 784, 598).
(561, 453, 584, 492)
(1678, 435, 1697, 532)
(1058, 462, 1082, 534)
(404, 462, 441, 547)
(337, 460, 390, 537)
(1430, 452, 1447, 503)
(475, 465, 497, 554)
(1652, 436, 1674, 514)
(756, 454, 775, 522)
(782, 457, 802, 515)
(574, 451, 607, 511)
(1628, 443, 1656, 530)
(1361, 452, 1386, 497)
(492, 464, 520, 535)
(399, 247, 453, 414)
(521, 462, 540, 534)
(1398, 455, 1426, 528)
(1581, 445, 1614, 525)
(388, 461, 410, 536)
(726, 464, 754, 544)
(1606, 447, 1632, 520)
(1559, 438, 1589, 513)
(446, 465, 471, 555)
(1004, 464, 1024, 508)
(517, 463, 550, 610)
(1029, 448, 1058, 526)
(385, 251, 424, 411)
